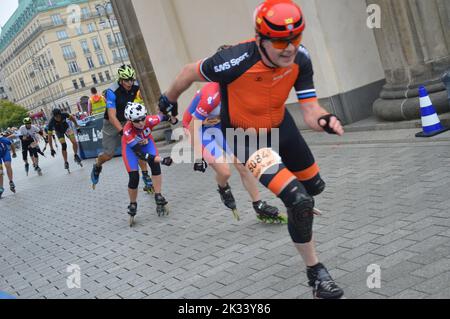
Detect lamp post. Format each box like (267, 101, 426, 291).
(32, 54, 57, 115)
(95, 1, 124, 65)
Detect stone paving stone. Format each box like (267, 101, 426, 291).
(1, 139, 450, 299)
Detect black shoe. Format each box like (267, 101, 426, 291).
(128, 202, 137, 217)
(217, 183, 236, 210)
(307, 263, 344, 299)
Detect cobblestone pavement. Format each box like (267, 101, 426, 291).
(1, 129, 450, 299)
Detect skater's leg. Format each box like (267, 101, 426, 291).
(233, 161, 259, 202)
(151, 175, 162, 193)
(4, 162, 13, 184)
(128, 171, 139, 203)
(0, 164, 3, 189)
(138, 160, 147, 174)
(209, 162, 231, 188)
(68, 133, 79, 155)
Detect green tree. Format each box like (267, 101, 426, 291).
(0, 100, 29, 130)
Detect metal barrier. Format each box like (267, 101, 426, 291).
(77, 115, 121, 159)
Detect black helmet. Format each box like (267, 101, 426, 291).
(52, 108, 62, 117)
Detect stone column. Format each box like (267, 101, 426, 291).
(368, 0, 450, 121)
(111, 0, 160, 115)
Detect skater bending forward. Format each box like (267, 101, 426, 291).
(122, 102, 174, 226)
(158, 0, 345, 299)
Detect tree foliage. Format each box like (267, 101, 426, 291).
(0, 100, 29, 130)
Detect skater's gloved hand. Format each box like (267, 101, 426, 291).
(158, 94, 178, 116)
(51, 149, 56, 157)
(12, 153, 17, 158)
(118, 129, 124, 136)
(193, 159, 208, 173)
(76, 127, 82, 134)
(318, 114, 344, 136)
(161, 157, 173, 166)
(169, 116, 179, 126)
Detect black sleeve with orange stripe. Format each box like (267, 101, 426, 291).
(294, 45, 317, 103)
(198, 42, 260, 85)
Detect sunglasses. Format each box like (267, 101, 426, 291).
(123, 79, 135, 83)
(132, 117, 146, 123)
(265, 34, 303, 50)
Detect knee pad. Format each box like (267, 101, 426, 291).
(149, 161, 161, 176)
(61, 143, 68, 151)
(128, 171, 140, 189)
(302, 174, 326, 196)
(280, 180, 315, 244)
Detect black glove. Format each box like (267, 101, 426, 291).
(158, 94, 178, 117)
(318, 114, 340, 135)
(51, 149, 56, 157)
(76, 127, 82, 134)
(118, 129, 123, 136)
(193, 159, 208, 173)
(12, 153, 17, 158)
(170, 117, 179, 126)
(161, 157, 173, 166)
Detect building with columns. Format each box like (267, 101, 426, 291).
(111, 0, 450, 126)
(0, 0, 130, 119)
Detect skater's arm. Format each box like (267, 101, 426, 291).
(68, 115, 81, 129)
(164, 62, 205, 104)
(10, 143, 16, 156)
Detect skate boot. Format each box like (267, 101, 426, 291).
(74, 154, 83, 167)
(142, 172, 154, 194)
(9, 181, 16, 193)
(253, 201, 287, 224)
(90, 163, 102, 189)
(25, 163, 30, 176)
(307, 263, 344, 299)
(65, 162, 70, 174)
(155, 193, 169, 217)
(217, 183, 239, 220)
(128, 202, 137, 227)
(0, 187, 4, 199)
(35, 166, 43, 176)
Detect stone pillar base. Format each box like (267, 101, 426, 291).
(374, 85, 450, 121)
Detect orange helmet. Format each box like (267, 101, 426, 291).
(254, 0, 305, 38)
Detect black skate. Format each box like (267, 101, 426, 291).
(128, 203, 137, 227)
(253, 201, 287, 224)
(217, 184, 239, 220)
(9, 181, 16, 194)
(0, 187, 4, 199)
(307, 263, 344, 299)
(155, 193, 169, 217)
(91, 164, 102, 189)
(65, 162, 70, 174)
(25, 163, 30, 176)
(142, 173, 154, 194)
(35, 166, 43, 176)
(74, 154, 83, 167)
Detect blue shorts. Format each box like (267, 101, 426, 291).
(0, 151, 11, 164)
(122, 137, 158, 172)
(198, 123, 231, 160)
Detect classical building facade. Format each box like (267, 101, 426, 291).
(111, 0, 449, 125)
(0, 0, 130, 119)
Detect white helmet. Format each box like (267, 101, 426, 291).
(125, 102, 147, 121)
